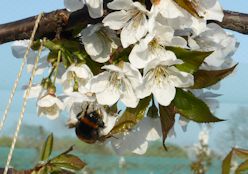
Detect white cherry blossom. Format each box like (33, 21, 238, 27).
(152, 0, 223, 22)
(81, 24, 119, 63)
(188, 23, 238, 69)
(61, 64, 93, 94)
(111, 117, 161, 155)
(87, 62, 142, 108)
(103, 0, 149, 48)
(64, 0, 103, 18)
(137, 56, 194, 106)
(129, 22, 175, 69)
(37, 94, 64, 120)
(151, 0, 224, 35)
(11, 40, 48, 75)
(22, 84, 45, 99)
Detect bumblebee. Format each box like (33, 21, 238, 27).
(73, 102, 106, 144)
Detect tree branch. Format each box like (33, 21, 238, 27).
(0, 7, 248, 45)
(209, 10, 248, 35)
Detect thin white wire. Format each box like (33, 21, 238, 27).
(3, 17, 44, 174)
(3, 39, 45, 174)
(0, 13, 43, 132)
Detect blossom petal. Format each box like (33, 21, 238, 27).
(120, 79, 139, 108)
(64, 0, 85, 12)
(103, 11, 132, 30)
(152, 82, 176, 106)
(82, 31, 104, 58)
(121, 13, 148, 48)
(167, 66, 194, 88)
(88, 71, 110, 93)
(85, 0, 103, 18)
(111, 130, 149, 155)
(100, 113, 118, 136)
(96, 85, 120, 106)
(122, 62, 143, 89)
(107, 0, 133, 10)
(129, 39, 150, 69)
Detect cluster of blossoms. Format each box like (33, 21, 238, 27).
(12, 0, 238, 154)
(188, 127, 212, 174)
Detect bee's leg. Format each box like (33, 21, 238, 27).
(76, 102, 89, 119)
(87, 102, 95, 114)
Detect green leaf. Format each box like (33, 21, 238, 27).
(50, 154, 86, 171)
(191, 64, 238, 89)
(109, 96, 152, 135)
(40, 133, 54, 161)
(236, 160, 248, 174)
(166, 46, 212, 74)
(173, 0, 203, 18)
(222, 149, 233, 174)
(159, 104, 176, 150)
(173, 89, 223, 123)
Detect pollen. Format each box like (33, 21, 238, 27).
(153, 65, 169, 85)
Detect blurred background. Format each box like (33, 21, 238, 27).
(0, 0, 248, 173)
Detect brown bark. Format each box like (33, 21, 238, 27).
(0, 6, 248, 45)
(209, 10, 248, 35)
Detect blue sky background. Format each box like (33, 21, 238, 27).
(0, 0, 248, 153)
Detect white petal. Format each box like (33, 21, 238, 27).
(132, 141, 148, 155)
(82, 32, 103, 57)
(152, 82, 176, 106)
(122, 62, 143, 89)
(167, 66, 194, 88)
(38, 95, 64, 110)
(121, 13, 148, 48)
(129, 40, 150, 69)
(96, 85, 120, 106)
(158, 0, 184, 18)
(11, 40, 30, 58)
(23, 84, 43, 99)
(111, 130, 149, 155)
(85, 0, 103, 18)
(107, 0, 133, 10)
(63, 92, 95, 111)
(100, 113, 118, 135)
(201, 0, 224, 21)
(140, 117, 161, 141)
(136, 73, 153, 99)
(73, 64, 93, 79)
(64, 0, 85, 12)
(38, 95, 57, 107)
(89, 36, 112, 63)
(88, 71, 110, 93)
(103, 11, 132, 30)
(120, 79, 139, 108)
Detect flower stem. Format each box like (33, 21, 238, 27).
(53, 50, 62, 84)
